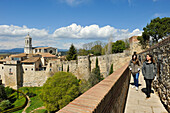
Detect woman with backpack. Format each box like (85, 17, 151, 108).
(142, 54, 157, 98)
(129, 54, 141, 91)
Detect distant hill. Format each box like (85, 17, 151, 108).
(58, 49, 68, 52)
(0, 48, 68, 54)
(0, 48, 24, 54)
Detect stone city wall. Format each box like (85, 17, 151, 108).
(47, 50, 131, 80)
(23, 70, 48, 87)
(139, 36, 170, 112)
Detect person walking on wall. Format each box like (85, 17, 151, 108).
(129, 54, 141, 91)
(142, 54, 157, 98)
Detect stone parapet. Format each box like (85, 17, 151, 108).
(57, 63, 130, 113)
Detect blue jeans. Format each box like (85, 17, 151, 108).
(133, 73, 139, 87)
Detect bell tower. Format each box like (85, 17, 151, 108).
(24, 33, 32, 54)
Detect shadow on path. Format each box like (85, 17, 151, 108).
(141, 88, 154, 96)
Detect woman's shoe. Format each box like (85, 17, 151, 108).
(131, 86, 135, 88)
(146, 95, 150, 99)
(136, 87, 138, 91)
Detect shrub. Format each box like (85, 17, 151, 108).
(0, 100, 12, 111)
(26, 92, 36, 97)
(0, 85, 7, 102)
(39, 72, 79, 112)
(109, 64, 113, 75)
(5, 87, 14, 97)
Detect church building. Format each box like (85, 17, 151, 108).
(0, 34, 59, 89)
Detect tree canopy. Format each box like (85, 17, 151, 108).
(91, 45, 102, 56)
(66, 44, 77, 61)
(40, 72, 79, 112)
(138, 17, 170, 48)
(0, 85, 7, 102)
(112, 40, 126, 53)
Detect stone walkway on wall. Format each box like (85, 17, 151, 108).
(125, 72, 168, 113)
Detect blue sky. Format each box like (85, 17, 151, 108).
(0, 0, 170, 49)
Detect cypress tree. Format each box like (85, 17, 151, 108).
(66, 44, 77, 61)
(109, 64, 113, 75)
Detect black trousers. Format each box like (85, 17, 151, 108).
(145, 79, 153, 97)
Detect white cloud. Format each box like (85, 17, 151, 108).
(0, 25, 49, 38)
(0, 24, 142, 49)
(58, 0, 90, 6)
(52, 23, 142, 40)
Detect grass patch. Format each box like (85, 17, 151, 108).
(18, 87, 44, 113)
(11, 92, 26, 107)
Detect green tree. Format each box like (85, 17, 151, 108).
(79, 79, 91, 94)
(39, 72, 79, 112)
(78, 49, 89, 56)
(0, 84, 7, 102)
(0, 100, 11, 111)
(139, 17, 170, 48)
(137, 34, 149, 49)
(88, 58, 103, 87)
(109, 64, 113, 75)
(91, 45, 102, 56)
(112, 40, 126, 53)
(66, 44, 77, 61)
(5, 87, 14, 97)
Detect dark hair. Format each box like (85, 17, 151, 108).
(133, 51, 137, 55)
(146, 54, 155, 63)
(131, 54, 140, 65)
(132, 54, 137, 61)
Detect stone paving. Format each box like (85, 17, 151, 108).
(125, 72, 168, 113)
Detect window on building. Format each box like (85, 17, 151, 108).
(25, 68, 27, 71)
(35, 49, 37, 53)
(39, 49, 41, 52)
(9, 68, 13, 75)
(0, 75, 1, 79)
(44, 49, 47, 53)
(31, 68, 33, 71)
(2, 67, 3, 69)
(50, 68, 52, 71)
